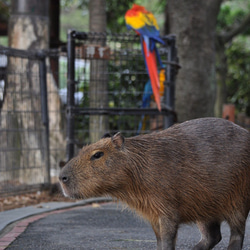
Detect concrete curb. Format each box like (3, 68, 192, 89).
(0, 197, 112, 237)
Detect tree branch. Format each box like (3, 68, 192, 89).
(218, 13, 250, 44)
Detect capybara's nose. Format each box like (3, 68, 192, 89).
(59, 172, 69, 184)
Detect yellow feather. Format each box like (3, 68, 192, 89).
(125, 11, 159, 30)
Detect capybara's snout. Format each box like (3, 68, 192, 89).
(59, 164, 74, 197)
(59, 166, 70, 184)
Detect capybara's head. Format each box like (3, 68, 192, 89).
(59, 133, 127, 199)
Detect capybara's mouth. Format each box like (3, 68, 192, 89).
(60, 183, 85, 200)
(59, 183, 70, 197)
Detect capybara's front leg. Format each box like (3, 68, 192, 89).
(157, 217, 178, 250)
(151, 222, 162, 250)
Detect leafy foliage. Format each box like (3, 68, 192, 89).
(60, 0, 134, 34)
(217, 3, 250, 35)
(0, 0, 10, 23)
(60, 0, 165, 35)
(226, 41, 250, 115)
(217, 1, 250, 115)
(106, 0, 134, 32)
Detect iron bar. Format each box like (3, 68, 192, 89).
(66, 30, 76, 161)
(39, 52, 51, 184)
(70, 107, 175, 116)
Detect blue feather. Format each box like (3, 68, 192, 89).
(142, 80, 153, 108)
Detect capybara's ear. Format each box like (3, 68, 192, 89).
(102, 133, 111, 139)
(111, 132, 124, 149)
(59, 161, 67, 169)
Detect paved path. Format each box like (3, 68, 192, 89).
(1, 202, 250, 250)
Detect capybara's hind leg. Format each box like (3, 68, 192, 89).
(227, 210, 248, 250)
(193, 221, 221, 250)
(227, 224, 245, 250)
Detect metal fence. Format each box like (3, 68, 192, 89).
(66, 31, 179, 160)
(0, 31, 179, 196)
(0, 46, 67, 196)
(0, 47, 50, 196)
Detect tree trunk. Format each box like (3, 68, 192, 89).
(214, 41, 227, 117)
(88, 0, 108, 143)
(0, 0, 50, 184)
(166, 0, 222, 122)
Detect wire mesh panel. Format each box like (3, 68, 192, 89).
(0, 47, 50, 196)
(66, 31, 178, 159)
(45, 53, 68, 182)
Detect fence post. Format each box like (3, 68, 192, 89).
(165, 37, 176, 128)
(39, 51, 51, 185)
(66, 30, 76, 161)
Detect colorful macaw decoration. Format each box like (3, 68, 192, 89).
(137, 69, 165, 134)
(125, 4, 165, 111)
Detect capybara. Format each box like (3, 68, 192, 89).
(59, 117, 250, 250)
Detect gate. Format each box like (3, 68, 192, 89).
(0, 46, 50, 196)
(66, 31, 179, 161)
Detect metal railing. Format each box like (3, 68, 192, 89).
(66, 31, 179, 160)
(0, 46, 50, 196)
(0, 31, 179, 195)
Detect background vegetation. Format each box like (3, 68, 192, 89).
(217, 1, 250, 115)
(0, 0, 249, 116)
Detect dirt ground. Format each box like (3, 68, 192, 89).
(0, 183, 72, 212)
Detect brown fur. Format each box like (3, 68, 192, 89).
(59, 118, 250, 250)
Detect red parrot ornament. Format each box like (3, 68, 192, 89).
(125, 4, 164, 111)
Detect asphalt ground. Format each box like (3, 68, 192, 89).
(2, 201, 250, 250)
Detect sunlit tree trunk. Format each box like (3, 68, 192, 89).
(0, 0, 65, 184)
(0, 0, 50, 183)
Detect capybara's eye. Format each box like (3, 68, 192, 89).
(91, 151, 104, 161)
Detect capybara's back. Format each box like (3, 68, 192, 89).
(60, 118, 250, 250)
